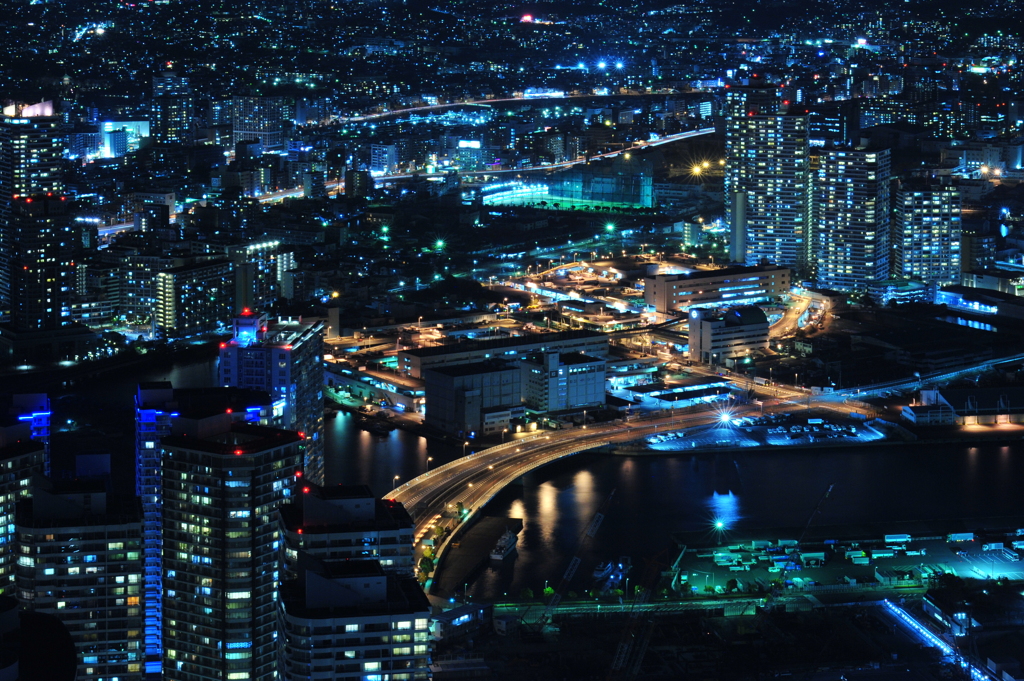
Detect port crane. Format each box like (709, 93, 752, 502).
(764, 483, 835, 614)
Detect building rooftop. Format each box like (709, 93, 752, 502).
(424, 359, 515, 378)
(279, 571, 430, 619)
(651, 264, 788, 281)
(161, 422, 303, 456)
(278, 488, 413, 534)
(402, 329, 606, 359)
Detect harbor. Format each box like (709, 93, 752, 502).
(663, 516, 1024, 598)
(431, 516, 525, 601)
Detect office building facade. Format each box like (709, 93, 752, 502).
(135, 382, 277, 675)
(0, 114, 74, 329)
(154, 259, 235, 338)
(423, 360, 523, 437)
(231, 96, 288, 151)
(643, 264, 791, 313)
(688, 306, 770, 364)
(0, 438, 45, 595)
(520, 352, 606, 413)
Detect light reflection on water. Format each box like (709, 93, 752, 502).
(466, 444, 1024, 601)
(709, 491, 742, 531)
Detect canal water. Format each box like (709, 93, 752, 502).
(53, 355, 1024, 601)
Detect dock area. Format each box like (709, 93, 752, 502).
(431, 516, 524, 600)
(663, 515, 1024, 598)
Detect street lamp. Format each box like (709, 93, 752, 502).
(502, 428, 509, 442)
(426, 456, 433, 471)
(418, 316, 423, 328)
(463, 440, 469, 456)
(393, 475, 400, 490)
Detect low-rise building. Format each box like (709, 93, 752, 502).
(905, 387, 1024, 425)
(423, 360, 523, 437)
(688, 306, 769, 364)
(399, 330, 607, 379)
(644, 264, 790, 314)
(520, 351, 606, 413)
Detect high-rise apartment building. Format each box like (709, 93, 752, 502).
(231, 96, 288, 151)
(0, 436, 45, 595)
(724, 86, 812, 272)
(219, 311, 325, 483)
(229, 241, 294, 313)
(16, 481, 144, 681)
(277, 555, 432, 681)
(135, 383, 278, 675)
(0, 114, 73, 327)
(161, 418, 303, 681)
(154, 259, 235, 338)
(8, 195, 76, 330)
(151, 73, 194, 145)
(894, 181, 962, 287)
(813, 148, 891, 291)
(278, 484, 415, 577)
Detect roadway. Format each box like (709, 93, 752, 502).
(769, 293, 811, 338)
(333, 91, 687, 125)
(390, 398, 871, 583)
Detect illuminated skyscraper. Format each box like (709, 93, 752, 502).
(813, 148, 891, 291)
(724, 86, 812, 272)
(894, 181, 962, 287)
(231, 96, 288, 151)
(151, 72, 194, 145)
(161, 419, 302, 681)
(219, 311, 326, 483)
(16, 481, 145, 681)
(0, 434, 45, 595)
(0, 114, 72, 326)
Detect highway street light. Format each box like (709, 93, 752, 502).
(463, 440, 469, 456)
(393, 475, 400, 490)
(426, 456, 433, 471)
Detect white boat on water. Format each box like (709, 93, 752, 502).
(490, 528, 518, 560)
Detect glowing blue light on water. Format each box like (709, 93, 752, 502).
(708, 490, 741, 530)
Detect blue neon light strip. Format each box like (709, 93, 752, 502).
(882, 600, 992, 681)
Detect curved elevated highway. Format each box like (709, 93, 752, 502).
(388, 409, 748, 580)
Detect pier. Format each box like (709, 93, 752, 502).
(431, 516, 524, 600)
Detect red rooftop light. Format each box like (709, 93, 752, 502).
(303, 487, 310, 494)
(295, 470, 303, 478)
(234, 449, 243, 456)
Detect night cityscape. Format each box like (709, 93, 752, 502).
(2, 0, 1024, 679)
